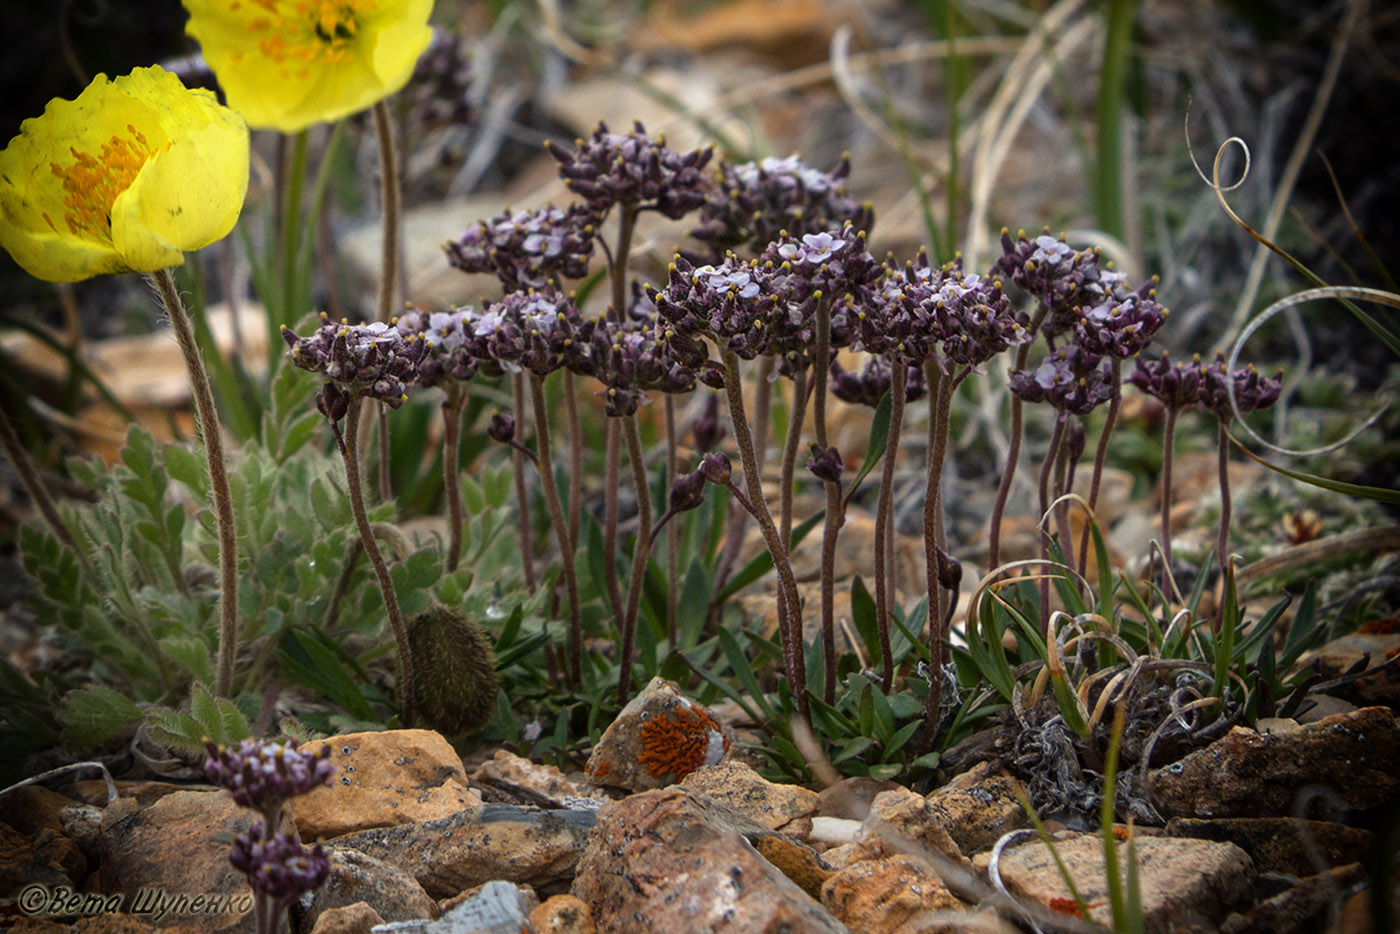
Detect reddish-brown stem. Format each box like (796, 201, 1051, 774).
(442, 385, 465, 573)
(1037, 416, 1067, 636)
(602, 417, 623, 618)
(874, 362, 907, 693)
(988, 306, 1048, 568)
(779, 367, 810, 547)
(1078, 358, 1122, 576)
(564, 369, 582, 552)
(663, 393, 680, 646)
(616, 414, 655, 703)
(530, 374, 582, 687)
(921, 362, 954, 743)
(1159, 405, 1179, 599)
(715, 355, 775, 593)
(341, 394, 415, 726)
(721, 349, 808, 720)
(811, 297, 843, 705)
(151, 268, 239, 698)
(376, 404, 391, 503)
(511, 374, 537, 593)
(1053, 422, 1074, 572)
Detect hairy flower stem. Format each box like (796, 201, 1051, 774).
(987, 306, 1047, 568)
(664, 394, 679, 645)
(874, 362, 907, 692)
(442, 385, 466, 572)
(1215, 417, 1233, 610)
(1157, 405, 1179, 599)
(1037, 417, 1067, 635)
(511, 374, 537, 593)
(716, 356, 775, 593)
(921, 362, 955, 742)
(811, 296, 843, 705)
(602, 418, 624, 617)
(372, 102, 402, 504)
(0, 405, 87, 568)
(530, 374, 582, 687)
(1052, 431, 1074, 571)
(1078, 359, 1122, 576)
(564, 371, 582, 552)
(377, 405, 392, 502)
(779, 368, 811, 545)
(338, 395, 414, 726)
(151, 268, 239, 698)
(722, 349, 808, 720)
(616, 415, 654, 703)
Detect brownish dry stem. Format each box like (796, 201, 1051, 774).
(921, 363, 955, 743)
(988, 306, 1047, 568)
(151, 268, 240, 698)
(1078, 358, 1121, 576)
(616, 414, 655, 703)
(1159, 405, 1179, 599)
(530, 374, 582, 687)
(874, 361, 907, 693)
(442, 385, 465, 573)
(1052, 424, 1074, 572)
(1037, 416, 1066, 636)
(0, 402, 86, 567)
(811, 297, 843, 705)
(511, 373, 537, 593)
(715, 355, 775, 592)
(376, 405, 392, 503)
(663, 394, 679, 645)
(779, 368, 810, 547)
(602, 417, 624, 618)
(564, 370, 582, 552)
(340, 395, 415, 726)
(722, 349, 808, 720)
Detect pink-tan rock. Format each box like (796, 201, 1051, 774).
(1148, 706, 1400, 819)
(678, 759, 819, 833)
(306, 901, 386, 934)
(974, 831, 1255, 933)
(585, 677, 730, 792)
(293, 848, 437, 932)
(848, 787, 968, 870)
(473, 750, 603, 808)
(571, 787, 847, 933)
(821, 854, 970, 934)
(290, 730, 482, 839)
(529, 893, 597, 934)
(925, 762, 1029, 855)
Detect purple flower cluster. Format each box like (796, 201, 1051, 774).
(547, 121, 713, 219)
(444, 204, 598, 289)
(934, 267, 1029, 368)
(204, 738, 335, 814)
(995, 230, 1107, 330)
(396, 308, 479, 387)
(580, 316, 699, 416)
(281, 315, 430, 422)
(229, 825, 331, 900)
(407, 28, 475, 130)
(1072, 275, 1167, 358)
(690, 154, 874, 257)
(464, 288, 587, 377)
(1197, 353, 1283, 420)
(1127, 351, 1201, 411)
(829, 354, 928, 407)
(762, 226, 880, 303)
(1009, 344, 1115, 418)
(650, 256, 780, 360)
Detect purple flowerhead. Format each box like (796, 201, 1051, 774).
(649, 254, 780, 360)
(445, 204, 598, 290)
(407, 27, 475, 130)
(829, 354, 928, 407)
(761, 224, 880, 304)
(204, 738, 335, 813)
(1073, 275, 1167, 358)
(547, 121, 713, 219)
(850, 253, 945, 366)
(1127, 350, 1201, 411)
(1009, 344, 1114, 418)
(689, 153, 874, 257)
(933, 264, 1030, 368)
(229, 824, 330, 900)
(995, 229, 1110, 335)
(698, 451, 733, 486)
(576, 316, 698, 417)
(806, 443, 844, 484)
(281, 314, 429, 419)
(1197, 353, 1283, 420)
(396, 307, 479, 387)
(471, 288, 585, 377)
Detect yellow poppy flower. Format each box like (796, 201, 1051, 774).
(0, 66, 249, 283)
(184, 0, 435, 132)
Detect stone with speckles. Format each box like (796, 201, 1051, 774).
(585, 677, 730, 792)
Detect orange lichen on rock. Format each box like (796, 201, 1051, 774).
(637, 704, 728, 780)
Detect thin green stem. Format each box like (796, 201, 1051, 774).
(151, 268, 239, 698)
(1216, 417, 1232, 591)
(617, 414, 654, 704)
(340, 396, 414, 725)
(279, 130, 309, 331)
(372, 100, 401, 324)
(530, 374, 582, 687)
(1095, 0, 1136, 237)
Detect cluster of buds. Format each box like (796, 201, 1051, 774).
(281, 315, 430, 423)
(806, 443, 844, 484)
(467, 288, 587, 377)
(205, 739, 334, 908)
(995, 230, 1111, 336)
(1073, 274, 1168, 358)
(1197, 353, 1283, 420)
(829, 354, 928, 407)
(445, 204, 598, 289)
(1127, 350, 1202, 411)
(396, 308, 479, 387)
(406, 28, 475, 130)
(850, 254, 946, 366)
(931, 266, 1030, 368)
(579, 316, 699, 416)
(650, 255, 780, 360)
(547, 121, 713, 219)
(1009, 344, 1114, 418)
(689, 154, 874, 257)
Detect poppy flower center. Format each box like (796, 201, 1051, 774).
(241, 0, 372, 74)
(46, 125, 159, 240)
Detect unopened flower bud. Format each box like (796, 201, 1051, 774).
(806, 443, 844, 483)
(487, 412, 516, 444)
(669, 469, 708, 514)
(699, 451, 732, 486)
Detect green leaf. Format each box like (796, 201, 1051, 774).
(59, 685, 143, 748)
(718, 628, 773, 720)
(162, 443, 209, 499)
(850, 576, 880, 670)
(276, 628, 376, 721)
(715, 511, 823, 603)
(460, 474, 486, 515)
(842, 390, 893, 506)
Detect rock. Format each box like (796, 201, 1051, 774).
(821, 854, 969, 934)
(529, 894, 596, 934)
(99, 791, 255, 931)
(291, 730, 482, 839)
(0, 785, 87, 884)
(584, 677, 730, 791)
(753, 835, 835, 900)
(1148, 706, 1400, 819)
(292, 848, 436, 933)
(817, 777, 903, 821)
(375, 880, 535, 934)
(571, 787, 847, 933)
(0, 821, 79, 897)
(809, 817, 862, 848)
(1306, 631, 1400, 711)
(925, 762, 1029, 855)
(1221, 862, 1368, 934)
(1335, 866, 1400, 934)
(847, 787, 968, 870)
(73, 780, 203, 808)
(330, 804, 596, 899)
(307, 902, 385, 934)
(472, 750, 603, 809)
(1165, 817, 1372, 877)
(678, 760, 819, 832)
(975, 831, 1255, 933)
(59, 803, 105, 867)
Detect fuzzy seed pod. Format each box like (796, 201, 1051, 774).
(406, 605, 500, 735)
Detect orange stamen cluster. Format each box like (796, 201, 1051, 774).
(46, 125, 160, 240)
(234, 0, 372, 78)
(637, 704, 727, 780)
